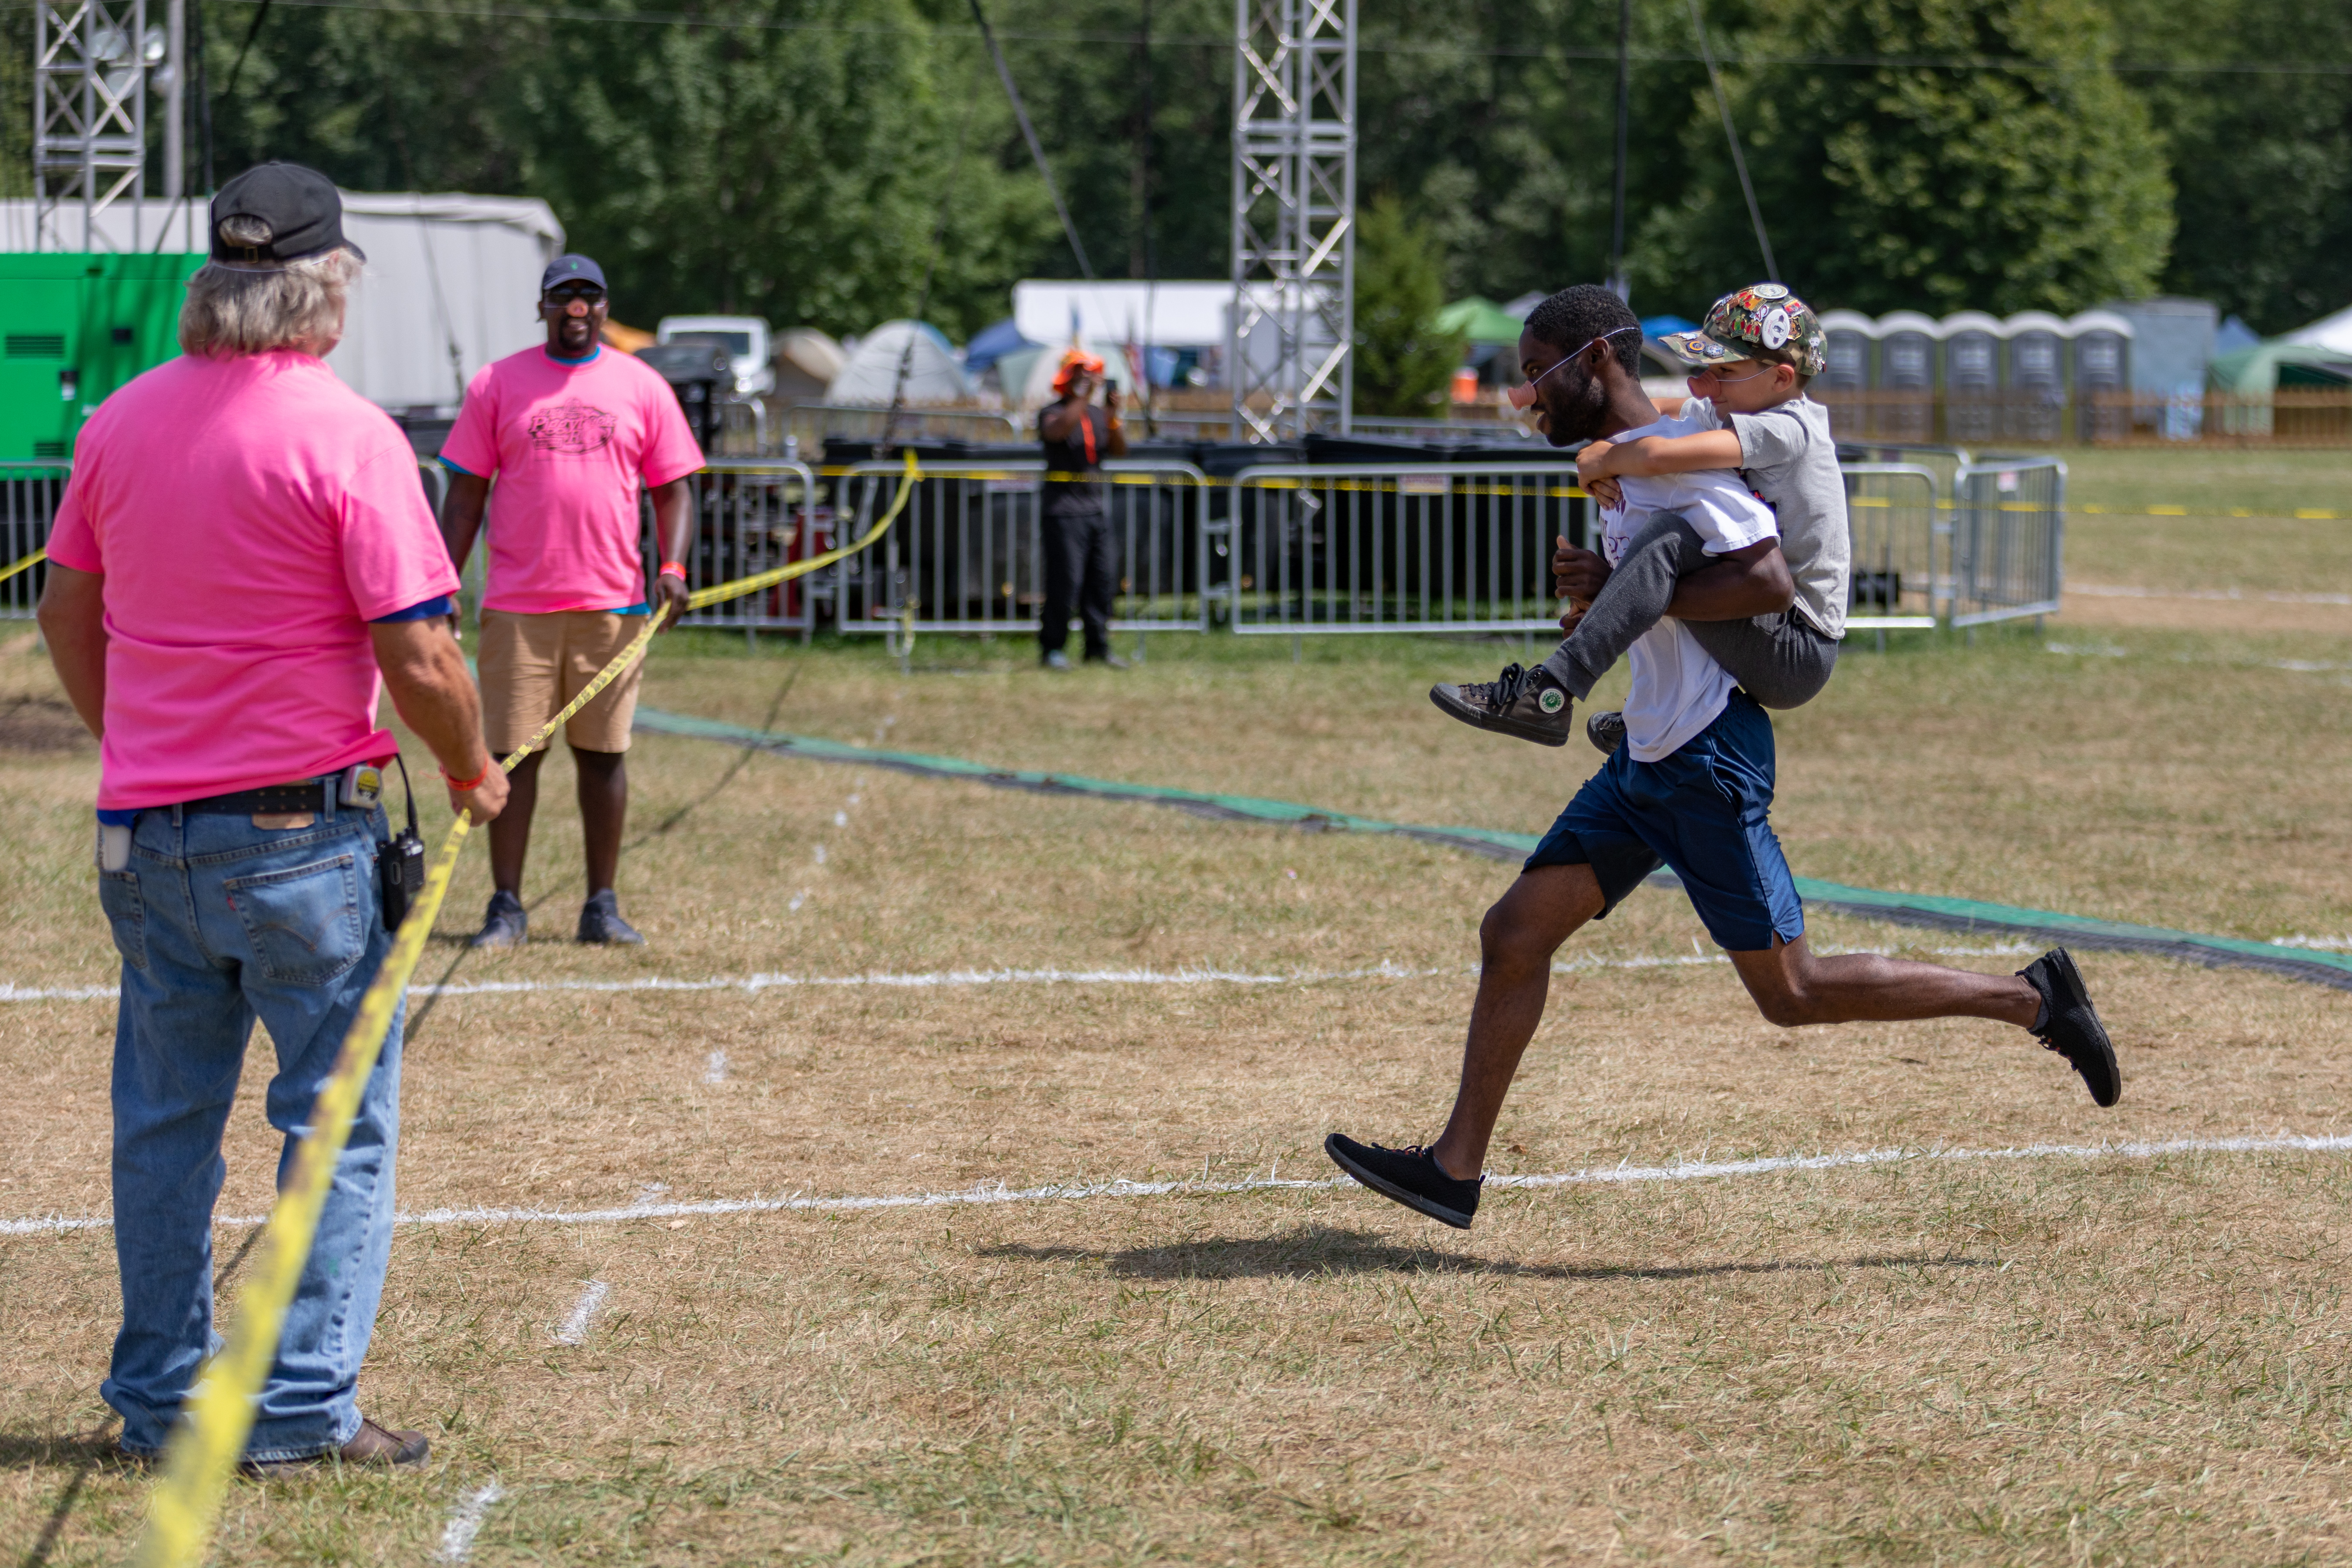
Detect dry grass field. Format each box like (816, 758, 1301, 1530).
(3, 450, 2351, 1565)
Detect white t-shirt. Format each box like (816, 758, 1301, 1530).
(1599, 406, 1781, 763)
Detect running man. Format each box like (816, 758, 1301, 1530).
(1325, 285, 2119, 1231)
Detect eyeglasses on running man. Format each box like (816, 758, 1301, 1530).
(1507, 324, 1642, 410)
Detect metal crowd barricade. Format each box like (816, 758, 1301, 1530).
(1839, 464, 1943, 643)
(0, 462, 71, 618)
(1949, 456, 2065, 627)
(665, 461, 824, 633)
(824, 460, 1211, 637)
(1225, 463, 1589, 635)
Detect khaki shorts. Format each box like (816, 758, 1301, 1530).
(477, 608, 645, 755)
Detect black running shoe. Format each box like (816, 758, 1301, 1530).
(1586, 710, 1626, 756)
(469, 889, 526, 949)
(2019, 948, 2119, 1107)
(578, 889, 645, 945)
(1429, 662, 1573, 747)
(1324, 1132, 1482, 1229)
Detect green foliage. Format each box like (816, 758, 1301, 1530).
(1350, 196, 1467, 416)
(1632, 0, 2175, 316)
(2107, 0, 2352, 333)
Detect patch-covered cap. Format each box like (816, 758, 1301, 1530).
(1660, 283, 1827, 378)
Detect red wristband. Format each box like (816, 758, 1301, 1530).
(659, 561, 687, 579)
(441, 761, 491, 792)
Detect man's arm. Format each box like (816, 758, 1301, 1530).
(1103, 387, 1128, 458)
(439, 470, 492, 580)
(650, 476, 693, 629)
(369, 619, 509, 822)
(1039, 398, 1085, 442)
(1667, 538, 1795, 621)
(36, 563, 107, 738)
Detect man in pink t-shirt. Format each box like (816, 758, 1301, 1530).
(438, 253, 702, 948)
(39, 163, 509, 1473)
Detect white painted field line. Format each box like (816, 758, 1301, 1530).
(0, 945, 2038, 1006)
(10, 1131, 2345, 1239)
(703, 1050, 728, 1084)
(554, 1280, 609, 1345)
(2070, 582, 2352, 606)
(437, 1480, 504, 1563)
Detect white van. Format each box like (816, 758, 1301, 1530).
(655, 315, 773, 397)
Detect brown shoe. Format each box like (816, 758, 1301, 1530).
(242, 1416, 429, 1477)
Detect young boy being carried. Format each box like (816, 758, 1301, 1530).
(1431, 284, 1847, 752)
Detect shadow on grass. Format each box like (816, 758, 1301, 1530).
(1, 1430, 129, 1568)
(983, 1225, 2000, 1282)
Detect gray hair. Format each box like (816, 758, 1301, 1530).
(177, 240, 363, 358)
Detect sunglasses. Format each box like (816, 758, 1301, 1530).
(1508, 325, 1641, 410)
(543, 288, 607, 307)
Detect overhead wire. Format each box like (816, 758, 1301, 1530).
(1688, 0, 1778, 283)
(965, 0, 1095, 279)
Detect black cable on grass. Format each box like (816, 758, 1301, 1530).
(399, 659, 801, 1052)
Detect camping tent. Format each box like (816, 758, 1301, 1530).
(1435, 297, 1527, 346)
(2207, 341, 2352, 393)
(824, 321, 969, 403)
(1010, 339, 1136, 410)
(2281, 303, 2352, 357)
(774, 328, 847, 401)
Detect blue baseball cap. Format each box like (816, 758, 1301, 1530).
(540, 254, 607, 293)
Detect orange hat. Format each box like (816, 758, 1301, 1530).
(1052, 348, 1106, 393)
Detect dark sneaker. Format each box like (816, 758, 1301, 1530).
(1429, 662, 1573, 747)
(578, 889, 644, 945)
(1041, 650, 1073, 671)
(2019, 948, 2119, 1107)
(243, 1416, 429, 1478)
(1324, 1132, 1482, 1229)
(469, 889, 526, 949)
(1586, 710, 1626, 756)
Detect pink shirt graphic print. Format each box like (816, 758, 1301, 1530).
(439, 346, 704, 614)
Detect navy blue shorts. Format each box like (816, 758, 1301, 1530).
(1524, 691, 1804, 952)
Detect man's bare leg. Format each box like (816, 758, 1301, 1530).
(1728, 935, 2038, 1029)
(1427, 863, 1607, 1181)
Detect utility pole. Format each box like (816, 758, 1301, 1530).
(1608, 0, 1630, 301)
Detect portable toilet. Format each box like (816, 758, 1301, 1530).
(2002, 310, 2069, 442)
(2067, 309, 2132, 443)
(1818, 309, 1875, 393)
(1874, 311, 1940, 441)
(1940, 311, 2004, 443)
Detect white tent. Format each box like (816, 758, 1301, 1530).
(0, 193, 565, 410)
(2283, 303, 2352, 356)
(824, 321, 969, 403)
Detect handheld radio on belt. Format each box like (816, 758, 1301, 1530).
(377, 755, 426, 928)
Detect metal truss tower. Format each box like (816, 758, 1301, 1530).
(35, 0, 152, 250)
(1228, 0, 1356, 441)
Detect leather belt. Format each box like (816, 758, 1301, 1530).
(181, 778, 338, 816)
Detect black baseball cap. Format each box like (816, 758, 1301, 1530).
(209, 162, 364, 268)
(542, 254, 607, 293)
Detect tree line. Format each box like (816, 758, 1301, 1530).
(1, 0, 2343, 353)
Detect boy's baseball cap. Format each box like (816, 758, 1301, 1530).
(541, 254, 608, 293)
(1660, 283, 1827, 378)
(210, 163, 365, 268)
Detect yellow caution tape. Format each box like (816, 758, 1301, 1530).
(688, 450, 920, 611)
(136, 453, 925, 1567)
(0, 546, 47, 585)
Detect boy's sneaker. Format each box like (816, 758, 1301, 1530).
(1429, 662, 1573, 747)
(1324, 1133, 1482, 1229)
(2018, 948, 2119, 1107)
(1586, 710, 1626, 756)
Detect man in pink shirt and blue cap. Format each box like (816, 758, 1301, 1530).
(437, 253, 702, 948)
(39, 162, 509, 1473)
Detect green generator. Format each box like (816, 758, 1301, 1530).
(0, 252, 207, 461)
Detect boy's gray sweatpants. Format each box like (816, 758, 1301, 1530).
(1538, 511, 1839, 710)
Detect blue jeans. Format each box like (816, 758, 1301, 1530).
(97, 799, 403, 1461)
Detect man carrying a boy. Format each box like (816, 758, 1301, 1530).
(1325, 285, 2120, 1231)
